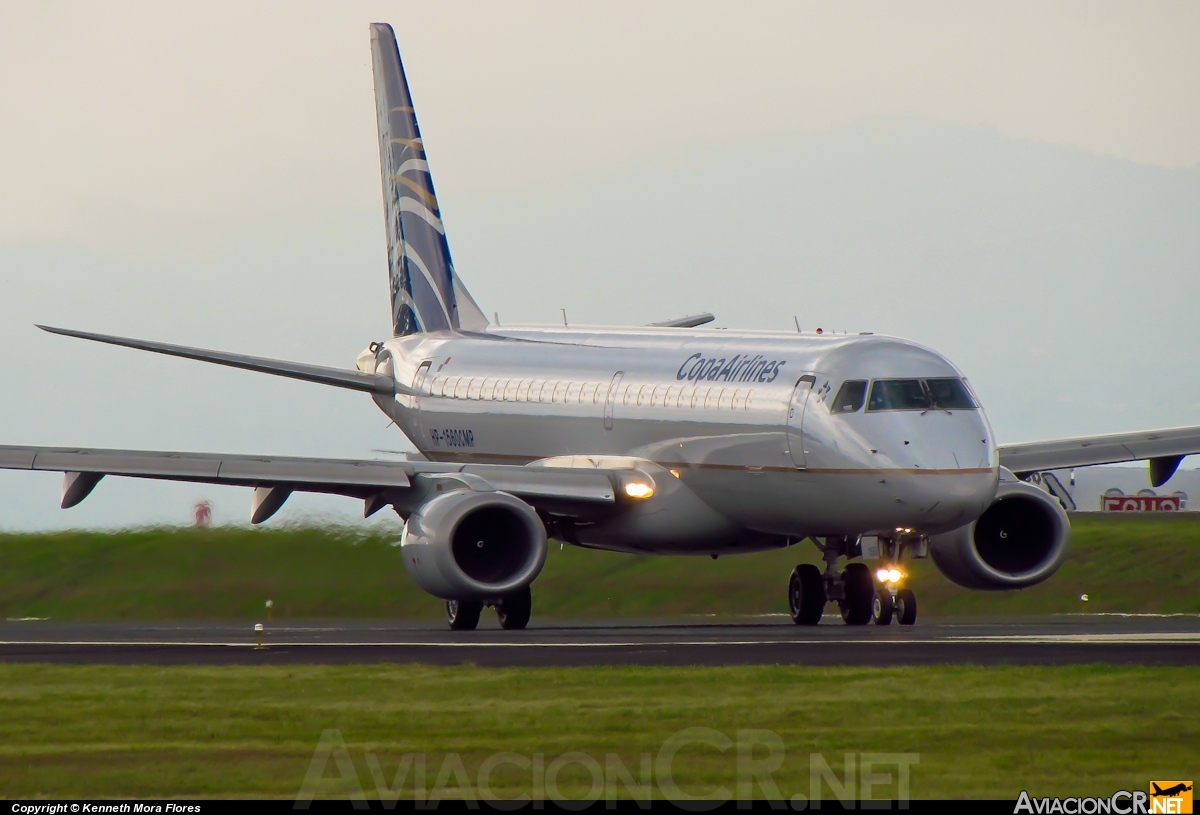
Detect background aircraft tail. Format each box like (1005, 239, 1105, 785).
(370, 23, 488, 336)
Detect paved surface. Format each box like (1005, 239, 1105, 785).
(2, 614, 1198, 667)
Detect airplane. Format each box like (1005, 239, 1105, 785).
(4, 22, 1200, 631)
(1152, 784, 1193, 798)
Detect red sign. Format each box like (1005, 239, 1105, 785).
(1102, 494, 1183, 512)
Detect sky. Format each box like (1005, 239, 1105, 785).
(1, 1, 1198, 529)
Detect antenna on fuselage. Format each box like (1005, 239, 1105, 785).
(793, 316, 801, 333)
(494, 312, 500, 326)
(561, 309, 568, 327)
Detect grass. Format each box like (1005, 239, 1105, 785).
(0, 663, 1195, 800)
(0, 514, 1198, 621)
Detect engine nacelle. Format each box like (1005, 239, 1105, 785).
(400, 489, 548, 601)
(929, 474, 1070, 590)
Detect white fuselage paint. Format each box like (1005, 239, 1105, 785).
(370, 325, 999, 556)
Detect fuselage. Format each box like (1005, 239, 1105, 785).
(369, 325, 999, 554)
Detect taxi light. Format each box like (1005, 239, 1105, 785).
(876, 569, 889, 583)
(624, 482, 655, 499)
(888, 568, 903, 583)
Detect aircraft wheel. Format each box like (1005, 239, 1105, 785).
(788, 564, 825, 625)
(896, 588, 918, 626)
(496, 586, 532, 630)
(839, 562, 874, 625)
(446, 599, 483, 631)
(873, 591, 894, 626)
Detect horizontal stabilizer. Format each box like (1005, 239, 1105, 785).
(648, 313, 715, 328)
(37, 325, 407, 396)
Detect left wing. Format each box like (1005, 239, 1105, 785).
(36, 325, 407, 396)
(998, 425, 1200, 487)
(0, 444, 618, 523)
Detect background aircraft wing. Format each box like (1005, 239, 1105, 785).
(998, 424, 1200, 486)
(0, 444, 617, 523)
(647, 313, 716, 328)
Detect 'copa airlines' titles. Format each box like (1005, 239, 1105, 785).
(676, 352, 786, 384)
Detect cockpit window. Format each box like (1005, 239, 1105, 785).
(868, 379, 929, 411)
(830, 380, 867, 414)
(867, 378, 978, 411)
(925, 378, 977, 409)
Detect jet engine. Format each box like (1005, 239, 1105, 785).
(928, 474, 1070, 590)
(399, 488, 548, 600)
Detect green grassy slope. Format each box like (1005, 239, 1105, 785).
(0, 664, 1195, 799)
(1, 514, 1197, 621)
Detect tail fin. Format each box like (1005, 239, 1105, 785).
(370, 23, 487, 335)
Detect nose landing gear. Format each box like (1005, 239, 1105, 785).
(788, 535, 920, 626)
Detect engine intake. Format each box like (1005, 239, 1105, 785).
(400, 489, 547, 600)
(929, 476, 1070, 590)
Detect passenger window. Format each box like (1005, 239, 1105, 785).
(566, 382, 580, 403)
(731, 389, 741, 410)
(453, 377, 467, 399)
(623, 386, 632, 406)
(830, 380, 868, 414)
(467, 378, 480, 400)
(556, 381, 569, 403)
(745, 390, 754, 409)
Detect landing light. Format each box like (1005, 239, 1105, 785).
(876, 568, 904, 584)
(624, 482, 655, 499)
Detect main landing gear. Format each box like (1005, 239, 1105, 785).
(446, 585, 532, 631)
(788, 536, 918, 627)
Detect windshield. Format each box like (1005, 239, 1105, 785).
(867, 378, 977, 411)
(830, 380, 867, 414)
(925, 378, 977, 409)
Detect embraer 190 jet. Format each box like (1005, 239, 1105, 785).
(5, 23, 1200, 630)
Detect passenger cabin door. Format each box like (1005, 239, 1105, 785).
(411, 360, 432, 436)
(604, 371, 624, 431)
(787, 374, 817, 469)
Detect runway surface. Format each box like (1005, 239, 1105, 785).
(2, 614, 1198, 666)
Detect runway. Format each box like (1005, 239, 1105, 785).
(2, 614, 1198, 666)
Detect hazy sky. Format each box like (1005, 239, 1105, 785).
(1, 2, 1198, 529)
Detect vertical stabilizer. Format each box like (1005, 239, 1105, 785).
(370, 23, 487, 335)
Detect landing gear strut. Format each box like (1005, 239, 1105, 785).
(788, 535, 920, 626)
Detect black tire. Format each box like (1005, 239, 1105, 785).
(446, 599, 483, 631)
(873, 591, 894, 626)
(896, 588, 918, 626)
(839, 562, 874, 625)
(496, 586, 532, 630)
(788, 564, 825, 625)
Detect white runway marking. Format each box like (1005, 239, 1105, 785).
(3, 632, 1198, 648)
